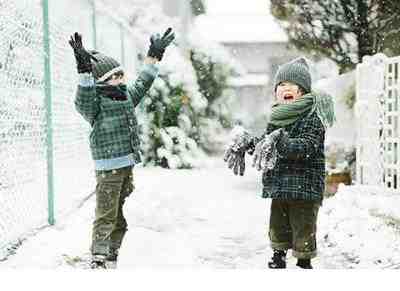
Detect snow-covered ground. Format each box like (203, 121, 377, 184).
(1, 156, 399, 269)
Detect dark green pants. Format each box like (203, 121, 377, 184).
(269, 199, 320, 259)
(91, 166, 134, 258)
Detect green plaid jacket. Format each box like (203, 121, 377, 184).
(260, 111, 325, 201)
(75, 66, 157, 169)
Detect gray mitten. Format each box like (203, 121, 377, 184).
(252, 128, 288, 172)
(224, 130, 253, 176)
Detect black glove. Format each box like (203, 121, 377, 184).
(147, 27, 175, 61)
(68, 32, 98, 73)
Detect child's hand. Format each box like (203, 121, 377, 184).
(252, 129, 287, 172)
(223, 129, 253, 176)
(252, 138, 277, 172)
(269, 128, 288, 146)
(224, 147, 246, 176)
(224, 148, 246, 176)
(147, 27, 175, 61)
(68, 32, 98, 73)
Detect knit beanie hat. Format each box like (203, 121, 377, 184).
(88, 50, 123, 82)
(273, 57, 312, 94)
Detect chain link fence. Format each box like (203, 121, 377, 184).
(0, 0, 137, 258)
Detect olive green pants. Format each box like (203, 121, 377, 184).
(268, 199, 320, 259)
(91, 166, 134, 258)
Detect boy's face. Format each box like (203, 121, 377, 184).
(275, 81, 303, 104)
(106, 71, 126, 86)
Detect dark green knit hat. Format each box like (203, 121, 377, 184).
(273, 57, 311, 93)
(88, 50, 123, 82)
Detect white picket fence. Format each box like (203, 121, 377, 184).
(356, 54, 400, 191)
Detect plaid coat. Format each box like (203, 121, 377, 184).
(75, 69, 156, 164)
(260, 111, 325, 201)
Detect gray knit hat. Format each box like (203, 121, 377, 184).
(273, 57, 311, 93)
(88, 50, 123, 82)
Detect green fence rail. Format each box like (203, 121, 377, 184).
(0, 0, 137, 258)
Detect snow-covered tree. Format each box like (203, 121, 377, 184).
(137, 46, 209, 168)
(270, 0, 400, 72)
(187, 32, 244, 153)
(102, 0, 242, 167)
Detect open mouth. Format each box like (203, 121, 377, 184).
(283, 93, 294, 100)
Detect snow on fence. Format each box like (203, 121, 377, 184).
(355, 53, 400, 191)
(0, 0, 137, 258)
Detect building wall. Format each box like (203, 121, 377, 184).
(223, 41, 298, 133)
(162, 0, 181, 17)
(229, 85, 270, 135)
(223, 42, 297, 76)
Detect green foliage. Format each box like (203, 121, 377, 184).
(139, 73, 206, 168)
(190, 50, 225, 105)
(189, 49, 235, 127)
(190, 0, 206, 16)
(270, 0, 400, 72)
(141, 46, 239, 163)
(376, 0, 400, 57)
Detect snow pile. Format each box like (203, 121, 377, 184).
(319, 185, 400, 268)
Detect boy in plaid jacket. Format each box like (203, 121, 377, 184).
(224, 57, 335, 269)
(69, 28, 174, 268)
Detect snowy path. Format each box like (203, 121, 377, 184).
(1, 157, 400, 269)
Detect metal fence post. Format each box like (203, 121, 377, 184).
(91, 0, 97, 49)
(41, 0, 55, 225)
(120, 24, 126, 67)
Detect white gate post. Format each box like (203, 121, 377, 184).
(355, 54, 387, 186)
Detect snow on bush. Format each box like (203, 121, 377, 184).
(101, 0, 243, 166)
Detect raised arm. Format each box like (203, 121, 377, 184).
(127, 57, 159, 107)
(128, 27, 175, 107)
(69, 32, 100, 125)
(74, 73, 99, 126)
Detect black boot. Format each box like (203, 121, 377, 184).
(268, 250, 287, 269)
(90, 254, 107, 269)
(296, 258, 313, 269)
(105, 249, 118, 269)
